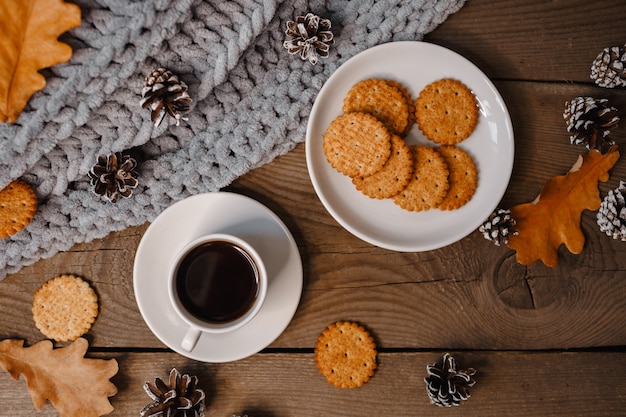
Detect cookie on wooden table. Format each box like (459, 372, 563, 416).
(32, 274, 99, 342)
(314, 321, 377, 389)
(436, 145, 478, 210)
(323, 112, 392, 178)
(352, 134, 414, 199)
(342, 79, 413, 136)
(0, 179, 37, 238)
(415, 78, 478, 144)
(393, 145, 449, 212)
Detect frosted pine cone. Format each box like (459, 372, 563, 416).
(425, 353, 476, 407)
(141, 368, 205, 417)
(479, 208, 516, 246)
(591, 45, 626, 88)
(140, 68, 192, 127)
(88, 152, 138, 203)
(563, 97, 619, 153)
(597, 181, 626, 241)
(283, 13, 334, 65)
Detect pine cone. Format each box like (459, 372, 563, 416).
(141, 368, 205, 417)
(283, 13, 334, 65)
(140, 68, 192, 127)
(597, 180, 626, 241)
(591, 45, 626, 88)
(479, 208, 516, 246)
(88, 152, 138, 203)
(563, 97, 619, 153)
(424, 353, 476, 407)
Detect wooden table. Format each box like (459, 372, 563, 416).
(1, 1, 625, 415)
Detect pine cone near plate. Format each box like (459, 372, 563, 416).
(141, 368, 206, 417)
(479, 208, 516, 246)
(597, 180, 626, 241)
(591, 44, 626, 88)
(424, 353, 476, 407)
(140, 68, 192, 127)
(563, 96, 619, 153)
(283, 13, 334, 65)
(88, 152, 138, 203)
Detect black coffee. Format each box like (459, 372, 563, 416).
(175, 240, 259, 324)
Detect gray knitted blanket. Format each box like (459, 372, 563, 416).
(0, 0, 465, 279)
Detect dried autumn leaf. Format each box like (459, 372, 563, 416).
(508, 145, 620, 267)
(0, 0, 81, 123)
(0, 338, 118, 417)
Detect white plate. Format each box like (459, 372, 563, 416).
(133, 192, 303, 362)
(305, 41, 514, 252)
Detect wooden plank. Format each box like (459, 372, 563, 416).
(0, 351, 623, 416)
(425, 0, 626, 83)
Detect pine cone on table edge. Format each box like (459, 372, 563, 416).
(563, 96, 619, 153)
(424, 353, 476, 407)
(591, 44, 626, 89)
(88, 151, 139, 203)
(597, 180, 626, 241)
(283, 12, 334, 65)
(479, 207, 517, 246)
(140, 67, 192, 127)
(141, 368, 206, 417)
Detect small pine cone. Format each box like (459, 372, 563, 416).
(591, 45, 626, 88)
(563, 97, 619, 153)
(140, 68, 192, 127)
(283, 13, 334, 65)
(479, 208, 516, 246)
(88, 152, 138, 203)
(597, 181, 626, 241)
(425, 353, 476, 407)
(141, 368, 206, 417)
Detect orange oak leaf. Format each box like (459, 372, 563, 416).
(507, 145, 620, 267)
(0, 338, 118, 417)
(0, 0, 81, 123)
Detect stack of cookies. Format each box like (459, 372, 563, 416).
(323, 78, 479, 212)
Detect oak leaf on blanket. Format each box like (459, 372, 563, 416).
(0, 0, 81, 123)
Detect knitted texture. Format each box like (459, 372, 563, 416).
(0, 0, 465, 278)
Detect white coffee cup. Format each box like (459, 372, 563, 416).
(168, 233, 267, 352)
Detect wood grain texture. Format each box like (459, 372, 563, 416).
(0, 351, 624, 417)
(0, 0, 625, 415)
(426, 0, 626, 83)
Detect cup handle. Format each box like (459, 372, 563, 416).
(181, 327, 202, 352)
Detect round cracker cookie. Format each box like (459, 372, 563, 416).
(314, 321, 377, 389)
(0, 179, 37, 238)
(352, 135, 414, 199)
(342, 79, 412, 136)
(32, 274, 99, 342)
(436, 145, 478, 210)
(415, 78, 478, 144)
(384, 79, 416, 135)
(323, 112, 392, 178)
(393, 146, 449, 212)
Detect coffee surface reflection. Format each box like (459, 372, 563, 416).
(175, 240, 259, 324)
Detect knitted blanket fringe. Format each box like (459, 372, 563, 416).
(0, 0, 465, 279)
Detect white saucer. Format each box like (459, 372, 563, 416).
(133, 192, 303, 362)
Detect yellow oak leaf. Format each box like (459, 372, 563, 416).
(0, 0, 81, 123)
(507, 145, 620, 267)
(0, 338, 118, 417)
